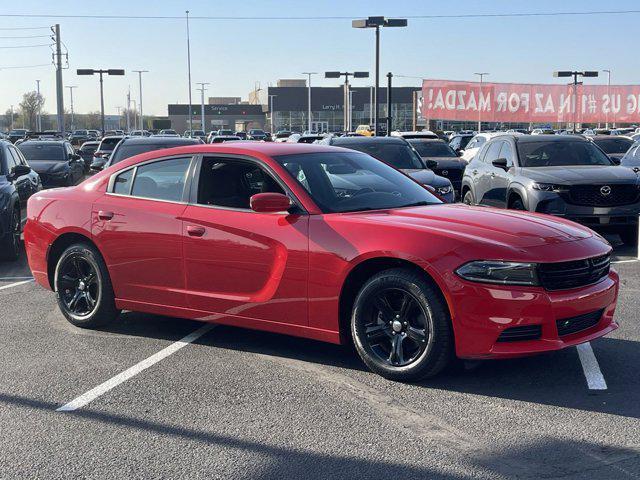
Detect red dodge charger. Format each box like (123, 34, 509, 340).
(24, 142, 619, 381)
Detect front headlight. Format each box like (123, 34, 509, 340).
(456, 261, 539, 286)
(434, 185, 453, 195)
(531, 182, 566, 192)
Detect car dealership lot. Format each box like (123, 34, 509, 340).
(0, 242, 638, 479)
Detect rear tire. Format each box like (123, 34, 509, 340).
(619, 227, 639, 246)
(510, 197, 526, 210)
(54, 243, 120, 328)
(0, 207, 21, 261)
(351, 268, 453, 382)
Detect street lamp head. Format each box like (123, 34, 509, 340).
(553, 71, 574, 78)
(325, 71, 342, 78)
(582, 71, 599, 78)
(352, 16, 407, 28)
(385, 18, 408, 27)
(77, 69, 95, 75)
(354, 72, 370, 78)
(108, 69, 125, 76)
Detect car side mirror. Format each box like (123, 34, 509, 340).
(456, 149, 464, 156)
(492, 158, 510, 170)
(250, 193, 292, 213)
(72, 153, 81, 160)
(424, 159, 438, 169)
(11, 164, 31, 177)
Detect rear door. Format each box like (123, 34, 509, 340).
(476, 141, 504, 206)
(91, 155, 194, 307)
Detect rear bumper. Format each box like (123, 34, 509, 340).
(450, 270, 619, 359)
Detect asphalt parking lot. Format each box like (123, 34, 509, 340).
(0, 235, 638, 479)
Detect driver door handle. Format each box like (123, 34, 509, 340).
(472, 169, 478, 175)
(490, 172, 496, 178)
(187, 225, 206, 237)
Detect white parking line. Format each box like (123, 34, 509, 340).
(611, 259, 640, 264)
(0, 279, 34, 291)
(56, 322, 216, 412)
(577, 342, 607, 390)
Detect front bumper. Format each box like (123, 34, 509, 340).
(449, 270, 619, 359)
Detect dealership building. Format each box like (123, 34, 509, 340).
(168, 103, 266, 133)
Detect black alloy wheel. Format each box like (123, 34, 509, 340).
(57, 254, 100, 317)
(351, 268, 453, 381)
(54, 243, 120, 328)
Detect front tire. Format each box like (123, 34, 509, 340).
(54, 243, 120, 328)
(351, 268, 453, 381)
(0, 207, 21, 261)
(510, 197, 526, 210)
(462, 190, 475, 205)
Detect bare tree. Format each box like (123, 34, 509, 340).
(19, 91, 45, 131)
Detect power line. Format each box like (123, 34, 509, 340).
(0, 34, 52, 39)
(0, 26, 50, 30)
(0, 43, 52, 48)
(0, 10, 638, 20)
(0, 63, 51, 70)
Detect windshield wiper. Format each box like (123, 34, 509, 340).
(399, 201, 432, 208)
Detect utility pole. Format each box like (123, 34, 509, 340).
(116, 106, 122, 129)
(196, 82, 210, 133)
(186, 10, 193, 134)
(301, 72, 317, 133)
(131, 99, 137, 130)
(126, 88, 131, 132)
(474, 72, 489, 132)
(603, 69, 611, 129)
(268, 95, 277, 134)
(10, 105, 14, 131)
(554, 70, 599, 133)
(386, 72, 393, 135)
(66, 85, 77, 130)
(53, 24, 65, 133)
(36, 80, 42, 131)
(132, 70, 148, 131)
(325, 71, 369, 133)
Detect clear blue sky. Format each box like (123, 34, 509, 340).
(1, 0, 638, 116)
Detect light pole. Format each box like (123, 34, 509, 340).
(268, 94, 277, 134)
(132, 70, 148, 132)
(348, 90, 355, 132)
(352, 16, 408, 136)
(36, 79, 42, 131)
(301, 72, 317, 133)
(474, 72, 489, 132)
(326, 71, 369, 132)
(196, 82, 210, 133)
(77, 68, 125, 134)
(66, 85, 77, 130)
(10, 105, 13, 131)
(602, 69, 611, 129)
(131, 99, 137, 130)
(554, 70, 599, 133)
(126, 87, 131, 132)
(185, 10, 193, 134)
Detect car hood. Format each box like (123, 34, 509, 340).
(518, 165, 638, 184)
(421, 157, 467, 169)
(28, 160, 68, 173)
(351, 204, 594, 249)
(402, 169, 450, 187)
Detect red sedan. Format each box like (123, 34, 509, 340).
(24, 142, 619, 381)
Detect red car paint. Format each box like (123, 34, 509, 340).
(24, 143, 619, 358)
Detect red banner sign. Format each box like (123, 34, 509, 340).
(421, 79, 640, 124)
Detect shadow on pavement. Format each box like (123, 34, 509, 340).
(0, 391, 637, 479)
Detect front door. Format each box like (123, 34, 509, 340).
(91, 156, 193, 307)
(182, 156, 309, 326)
(311, 121, 328, 133)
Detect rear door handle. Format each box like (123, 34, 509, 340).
(98, 210, 114, 221)
(187, 225, 206, 237)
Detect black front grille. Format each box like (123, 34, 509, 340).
(497, 325, 542, 342)
(538, 254, 610, 291)
(556, 309, 604, 336)
(567, 184, 639, 207)
(433, 168, 463, 182)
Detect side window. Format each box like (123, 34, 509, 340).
(6, 147, 20, 170)
(484, 141, 503, 164)
(466, 138, 477, 149)
(633, 146, 640, 160)
(113, 169, 134, 195)
(197, 157, 284, 209)
(12, 147, 28, 165)
(450, 137, 460, 149)
(130, 157, 191, 201)
(499, 142, 515, 167)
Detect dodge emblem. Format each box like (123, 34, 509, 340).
(600, 185, 612, 196)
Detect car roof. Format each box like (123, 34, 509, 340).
(591, 135, 632, 141)
(20, 140, 66, 146)
(513, 134, 590, 144)
(330, 136, 407, 145)
(119, 136, 201, 145)
(406, 138, 446, 143)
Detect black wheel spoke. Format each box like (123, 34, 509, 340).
(84, 272, 97, 285)
(388, 335, 405, 365)
(398, 293, 413, 319)
(365, 323, 391, 343)
(67, 290, 82, 312)
(406, 326, 427, 345)
(374, 295, 396, 323)
(84, 292, 96, 308)
(72, 258, 83, 278)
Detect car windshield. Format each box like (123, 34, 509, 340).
(409, 140, 457, 158)
(274, 151, 441, 213)
(593, 138, 633, 154)
(517, 140, 613, 167)
(110, 141, 196, 164)
(73, 130, 87, 135)
(18, 143, 65, 161)
(338, 142, 425, 170)
(249, 130, 264, 134)
(218, 130, 234, 135)
(99, 137, 122, 151)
